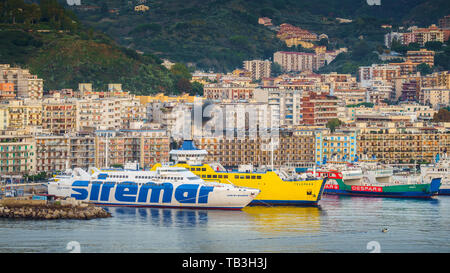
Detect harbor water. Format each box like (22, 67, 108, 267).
(1, 195, 449, 253)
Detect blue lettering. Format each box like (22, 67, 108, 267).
(150, 183, 173, 203)
(71, 180, 89, 200)
(137, 183, 152, 203)
(198, 186, 214, 204)
(90, 183, 101, 201)
(100, 183, 115, 201)
(175, 184, 199, 204)
(115, 182, 138, 202)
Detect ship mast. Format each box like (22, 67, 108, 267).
(105, 134, 109, 168)
(271, 138, 274, 171)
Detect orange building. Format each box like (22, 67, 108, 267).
(0, 83, 15, 100)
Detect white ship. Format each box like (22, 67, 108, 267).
(420, 156, 450, 195)
(47, 163, 260, 210)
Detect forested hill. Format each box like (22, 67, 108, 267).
(0, 0, 197, 95)
(66, 0, 450, 72)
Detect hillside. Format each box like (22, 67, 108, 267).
(67, 0, 450, 72)
(0, 0, 187, 94)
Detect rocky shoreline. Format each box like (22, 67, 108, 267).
(0, 203, 111, 220)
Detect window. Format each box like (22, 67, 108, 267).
(257, 176, 261, 179)
(235, 175, 239, 179)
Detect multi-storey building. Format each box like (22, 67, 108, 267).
(0, 83, 15, 100)
(406, 49, 435, 67)
(413, 24, 444, 46)
(243, 60, 271, 81)
(68, 133, 96, 170)
(4, 100, 42, 130)
(357, 123, 450, 164)
(314, 129, 358, 165)
(204, 84, 255, 101)
(333, 88, 367, 106)
(300, 91, 339, 126)
(273, 51, 319, 72)
(359, 64, 401, 87)
(42, 99, 76, 135)
(420, 87, 450, 109)
(35, 135, 70, 173)
(400, 80, 420, 102)
(76, 97, 122, 131)
(0, 132, 36, 175)
(0, 64, 43, 99)
(195, 129, 315, 169)
(94, 129, 170, 169)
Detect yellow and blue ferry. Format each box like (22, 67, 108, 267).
(151, 140, 327, 206)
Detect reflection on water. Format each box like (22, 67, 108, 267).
(106, 206, 322, 235)
(243, 206, 321, 234)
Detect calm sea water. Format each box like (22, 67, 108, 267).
(1, 195, 449, 253)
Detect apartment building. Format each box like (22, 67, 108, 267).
(0, 64, 43, 99)
(359, 64, 401, 87)
(406, 49, 435, 67)
(413, 24, 444, 46)
(4, 100, 42, 130)
(68, 133, 96, 170)
(94, 129, 169, 169)
(315, 129, 358, 165)
(0, 83, 15, 100)
(420, 87, 450, 109)
(35, 135, 70, 173)
(273, 51, 319, 72)
(0, 132, 36, 175)
(243, 60, 271, 81)
(195, 130, 315, 168)
(357, 123, 450, 164)
(76, 97, 122, 131)
(300, 91, 339, 126)
(204, 84, 255, 101)
(42, 99, 76, 135)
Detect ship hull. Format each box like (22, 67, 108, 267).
(152, 163, 327, 206)
(48, 180, 258, 210)
(324, 189, 437, 198)
(324, 177, 441, 199)
(438, 188, 450, 195)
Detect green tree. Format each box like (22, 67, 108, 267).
(417, 63, 433, 75)
(191, 82, 204, 96)
(326, 118, 343, 133)
(424, 41, 443, 51)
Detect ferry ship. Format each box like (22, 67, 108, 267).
(47, 164, 260, 210)
(420, 156, 450, 195)
(308, 164, 441, 198)
(150, 141, 327, 206)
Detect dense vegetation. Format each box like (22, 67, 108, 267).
(0, 0, 200, 95)
(67, 0, 450, 73)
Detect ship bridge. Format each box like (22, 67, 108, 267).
(169, 140, 208, 165)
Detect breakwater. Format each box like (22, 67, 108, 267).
(0, 197, 111, 220)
